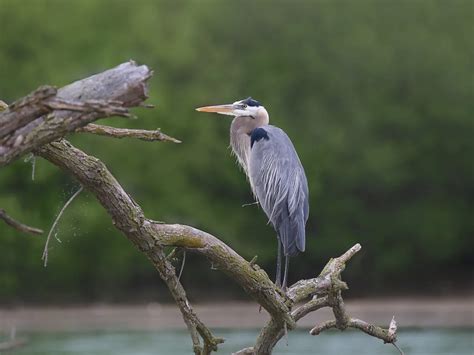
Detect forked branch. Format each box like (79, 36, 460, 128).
(36, 138, 403, 354)
(2, 61, 402, 354)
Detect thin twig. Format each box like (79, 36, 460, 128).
(31, 155, 36, 180)
(242, 201, 259, 207)
(76, 123, 181, 143)
(249, 255, 258, 268)
(0, 99, 8, 111)
(42, 185, 83, 266)
(178, 250, 186, 281)
(393, 342, 405, 355)
(0, 208, 43, 235)
(24, 153, 36, 180)
(166, 247, 178, 260)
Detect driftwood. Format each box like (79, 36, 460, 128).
(1, 61, 402, 354)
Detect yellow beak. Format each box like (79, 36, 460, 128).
(195, 104, 234, 114)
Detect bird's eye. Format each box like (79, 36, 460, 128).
(241, 104, 248, 109)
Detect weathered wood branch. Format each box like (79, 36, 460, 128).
(3, 62, 402, 354)
(37, 139, 227, 354)
(76, 123, 181, 143)
(0, 61, 152, 166)
(0, 208, 43, 235)
(310, 316, 403, 354)
(311, 316, 397, 341)
(36, 138, 294, 337)
(34, 135, 404, 354)
(245, 245, 360, 354)
(0, 86, 57, 138)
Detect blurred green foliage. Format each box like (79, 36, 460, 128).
(0, 0, 472, 303)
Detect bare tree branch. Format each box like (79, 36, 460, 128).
(35, 137, 403, 354)
(0, 86, 57, 138)
(0, 208, 43, 235)
(248, 245, 361, 354)
(37, 139, 227, 353)
(310, 317, 403, 354)
(2, 61, 402, 354)
(0, 61, 152, 166)
(76, 123, 181, 143)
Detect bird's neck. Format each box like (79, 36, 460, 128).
(230, 108, 269, 174)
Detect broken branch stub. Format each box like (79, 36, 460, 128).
(0, 61, 152, 167)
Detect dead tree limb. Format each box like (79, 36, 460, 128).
(76, 123, 181, 143)
(3, 61, 402, 354)
(37, 139, 227, 354)
(36, 138, 294, 333)
(37, 139, 400, 354)
(0, 61, 152, 166)
(0, 86, 57, 138)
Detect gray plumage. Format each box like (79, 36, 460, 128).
(248, 125, 309, 257)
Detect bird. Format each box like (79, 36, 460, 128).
(196, 97, 309, 290)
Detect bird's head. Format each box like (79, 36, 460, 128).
(196, 97, 269, 125)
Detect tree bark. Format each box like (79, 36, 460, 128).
(0, 61, 151, 166)
(2, 61, 402, 354)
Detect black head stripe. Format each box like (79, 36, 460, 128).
(242, 97, 261, 107)
(250, 127, 269, 148)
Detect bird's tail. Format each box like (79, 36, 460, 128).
(277, 211, 305, 257)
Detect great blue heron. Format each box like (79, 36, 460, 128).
(196, 97, 309, 290)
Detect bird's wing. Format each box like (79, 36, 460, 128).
(249, 125, 309, 256)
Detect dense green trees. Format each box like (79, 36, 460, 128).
(1, 0, 472, 302)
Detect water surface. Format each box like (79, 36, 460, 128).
(13, 328, 473, 354)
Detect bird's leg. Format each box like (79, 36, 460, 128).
(275, 240, 282, 287)
(282, 256, 289, 292)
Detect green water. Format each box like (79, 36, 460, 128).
(10, 328, 473, 354)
